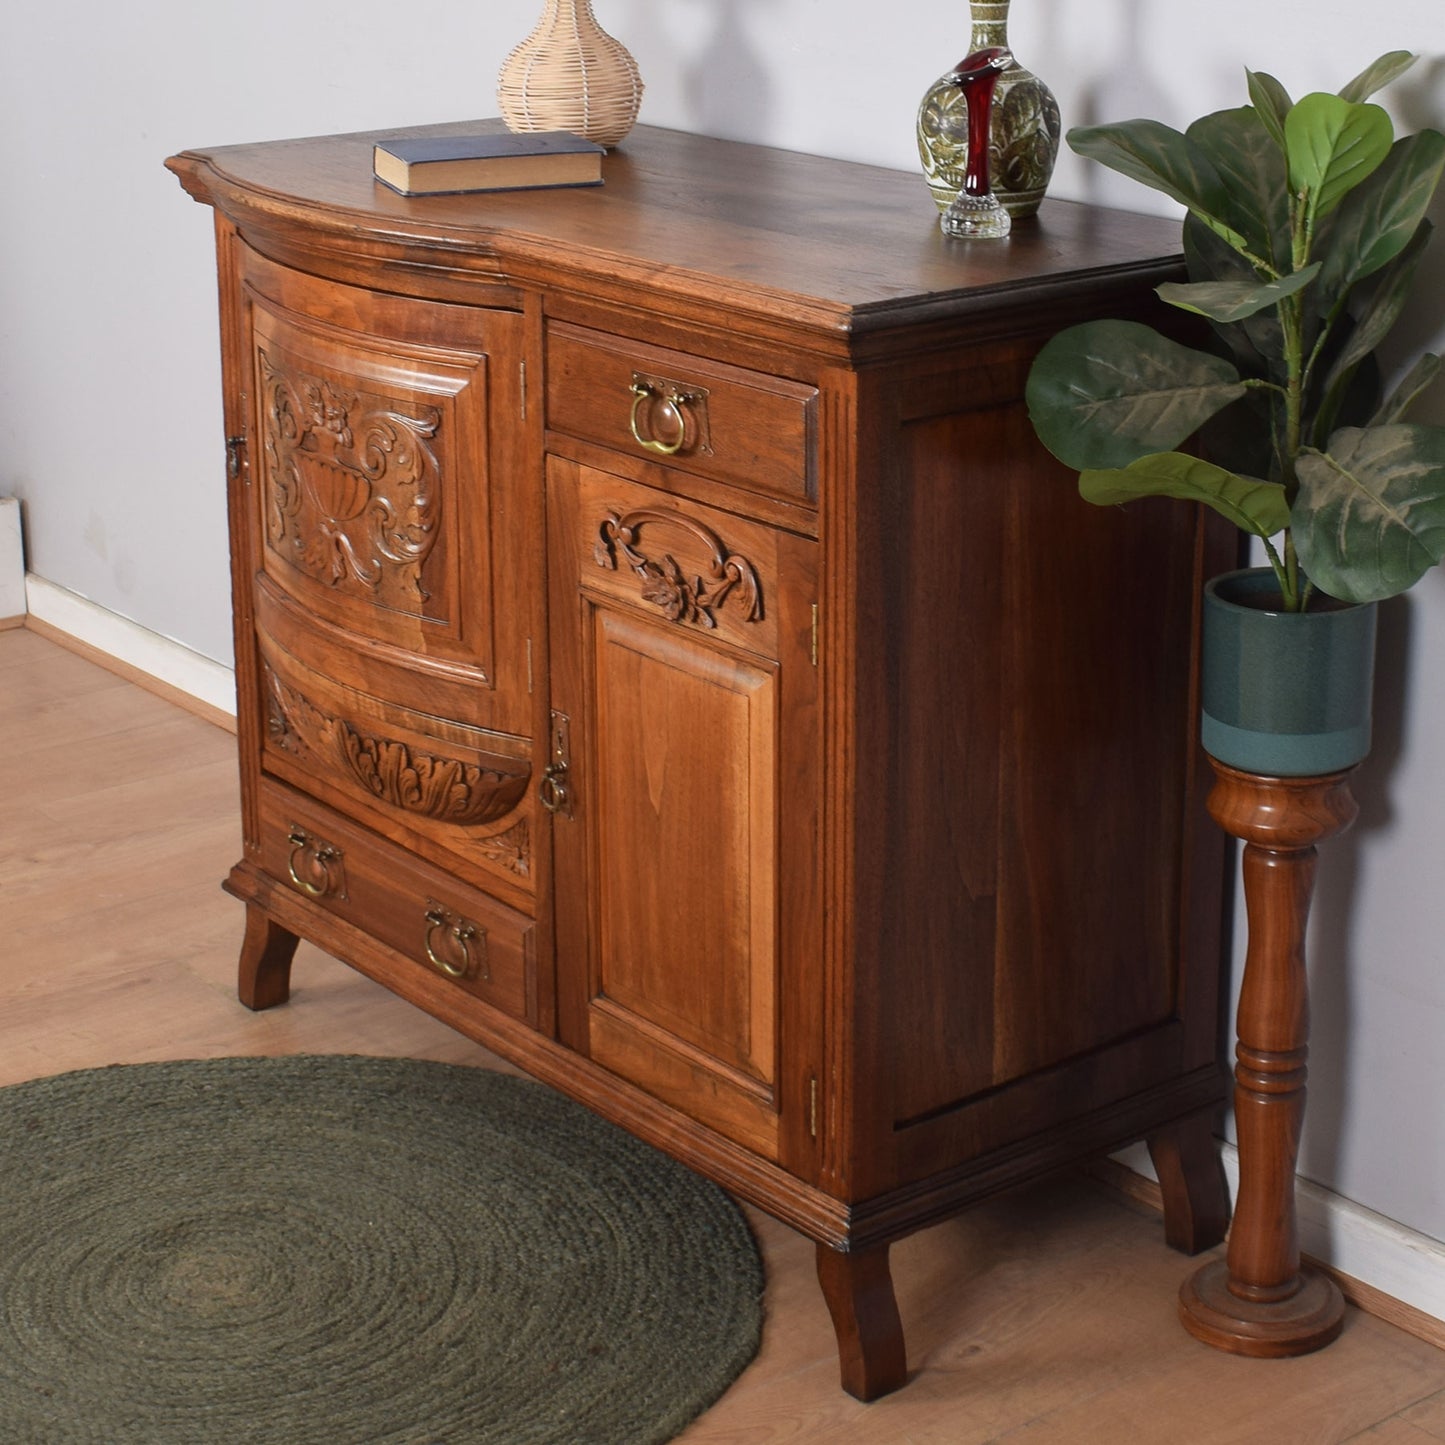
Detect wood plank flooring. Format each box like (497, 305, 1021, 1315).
(3, 625, 1444, 1443)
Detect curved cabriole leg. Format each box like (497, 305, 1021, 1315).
(1178, 762, 1355, 1357)
(237, 904, 299, 1011)
(815, 1242, 908, 1402)
(1147, 1110, 1230, 1255)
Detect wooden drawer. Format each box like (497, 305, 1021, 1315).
(545, 322, 817, 506)
(258, 783, 537, 1025)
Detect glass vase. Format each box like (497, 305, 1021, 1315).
(917, 0, 1060, 218)
(940, 49, 1011, 239)
(497, 0, 643, 149)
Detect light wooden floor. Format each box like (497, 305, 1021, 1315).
(4, 624, 1445, 1444)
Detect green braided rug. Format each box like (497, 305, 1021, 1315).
(0, 1055, 764, 1443)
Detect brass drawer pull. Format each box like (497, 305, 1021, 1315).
(423, 903, 487, 981)
(629, 376, 707, 456)
(286, 825, 346, 898)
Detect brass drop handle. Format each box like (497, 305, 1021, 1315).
(286, 826, 344, 898)
(538, 762, 569, 815)
(629, 380, 693, 456)
(423, 905, 484, 981)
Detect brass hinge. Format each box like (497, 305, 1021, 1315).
(810, 603, 819, 667)
(808, 1074, 819, 1140)
(525, 637, 534, 695)
(520, 360, 528, 421)
(225, 434, 246, 481)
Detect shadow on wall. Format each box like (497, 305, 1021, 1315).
(1305, 64, 1445, 1212)
(1052, 0, 1175, 160)
(1386, 56, 1445, 425)
(624, 0, 775, 139)
(1301, 592, 1413, 1214)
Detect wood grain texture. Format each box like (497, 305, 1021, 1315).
(1180, 763, 1359, 1357)
(4, 628, 1445, 1440)
(167, 127, 1237, 1396)
(816, 1242, 908, 1401)
(167, 124, 1187, 349)
(545, 460, 821, 1164)
(1147, 1109, 1231, 1256)
(23, 614, 238, 734)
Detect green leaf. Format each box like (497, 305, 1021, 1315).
(1158, 263, 1321, 322)
(1187, 107, 1291, 267)
(1246, 69, 1293, 152)
(1293, 425, 1445, 601)
(1080, 452, 1291, 537)
(1068, 120, 1254, 255)
(1183, 215, 1285, 381)
(1286, 94, 1394, 225)
(1372, 355, 1442, 426)
(1026, 320, 1247, 470)
(1201, 385, 1281, 483)
(1313, 221, 1431, 437)
(1315, 132, 1445, 298)
(1338, 50, 1417, 104)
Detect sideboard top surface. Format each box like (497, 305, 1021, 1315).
(169, 122, 1182, 340)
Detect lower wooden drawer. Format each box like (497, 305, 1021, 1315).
(257, 782, 537, 1026)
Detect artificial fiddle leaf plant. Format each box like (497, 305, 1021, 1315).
(1026, 51, 1445, 611)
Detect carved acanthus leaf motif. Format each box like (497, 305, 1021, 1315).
(335, 724, 528, 826)
(594, 508, 762, 628)
(263, 666, 529, 828)
(473, 817, 532, 878)
(259, 348, 442, 607)
(265, 666, 326, 756)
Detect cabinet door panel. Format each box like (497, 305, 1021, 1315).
(238, 249, 533, 738)
(250, 294, 490, 664)
(232, 249, 539, 902)
(548, 458, 821, 1165)
(590, 607, 778, 1086)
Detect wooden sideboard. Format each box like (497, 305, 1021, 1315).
(168, 123, 1233, 1399)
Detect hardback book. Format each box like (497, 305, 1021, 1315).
(372, 131, 605, 196)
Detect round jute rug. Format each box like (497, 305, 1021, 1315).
(0, 1055, 764, 1443)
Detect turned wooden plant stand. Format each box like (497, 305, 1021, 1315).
(1179, 760, 1357, 1356)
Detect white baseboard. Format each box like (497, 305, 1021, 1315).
(0, 499, 25, 622)
(24, 574, 236, 719)
(1112, 1141, 1445, 1328)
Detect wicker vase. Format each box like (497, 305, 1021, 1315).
(497, 0, 643, 149)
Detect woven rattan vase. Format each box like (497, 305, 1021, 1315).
(497, 0, 643, 148)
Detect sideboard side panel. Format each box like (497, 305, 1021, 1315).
(848, 338, 1216, 1191)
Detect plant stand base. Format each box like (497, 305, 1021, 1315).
(1180, 1258, 1344, 1357)
(1176, 760, 1357, 1360)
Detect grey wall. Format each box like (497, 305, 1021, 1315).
(2, 1, 1441, 1248)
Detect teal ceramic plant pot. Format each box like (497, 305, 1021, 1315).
(1200, 568, 1378, 777)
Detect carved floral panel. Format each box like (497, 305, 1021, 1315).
(593, 507, 763, 629)
(258, 347, 444, 617)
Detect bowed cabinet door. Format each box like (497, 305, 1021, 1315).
(545, 458, 823, 1170)
(228, 246, 541, 906)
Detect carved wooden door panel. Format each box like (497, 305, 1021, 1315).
(234, 248, 537, 899)
(546, 458, 822, 1165)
